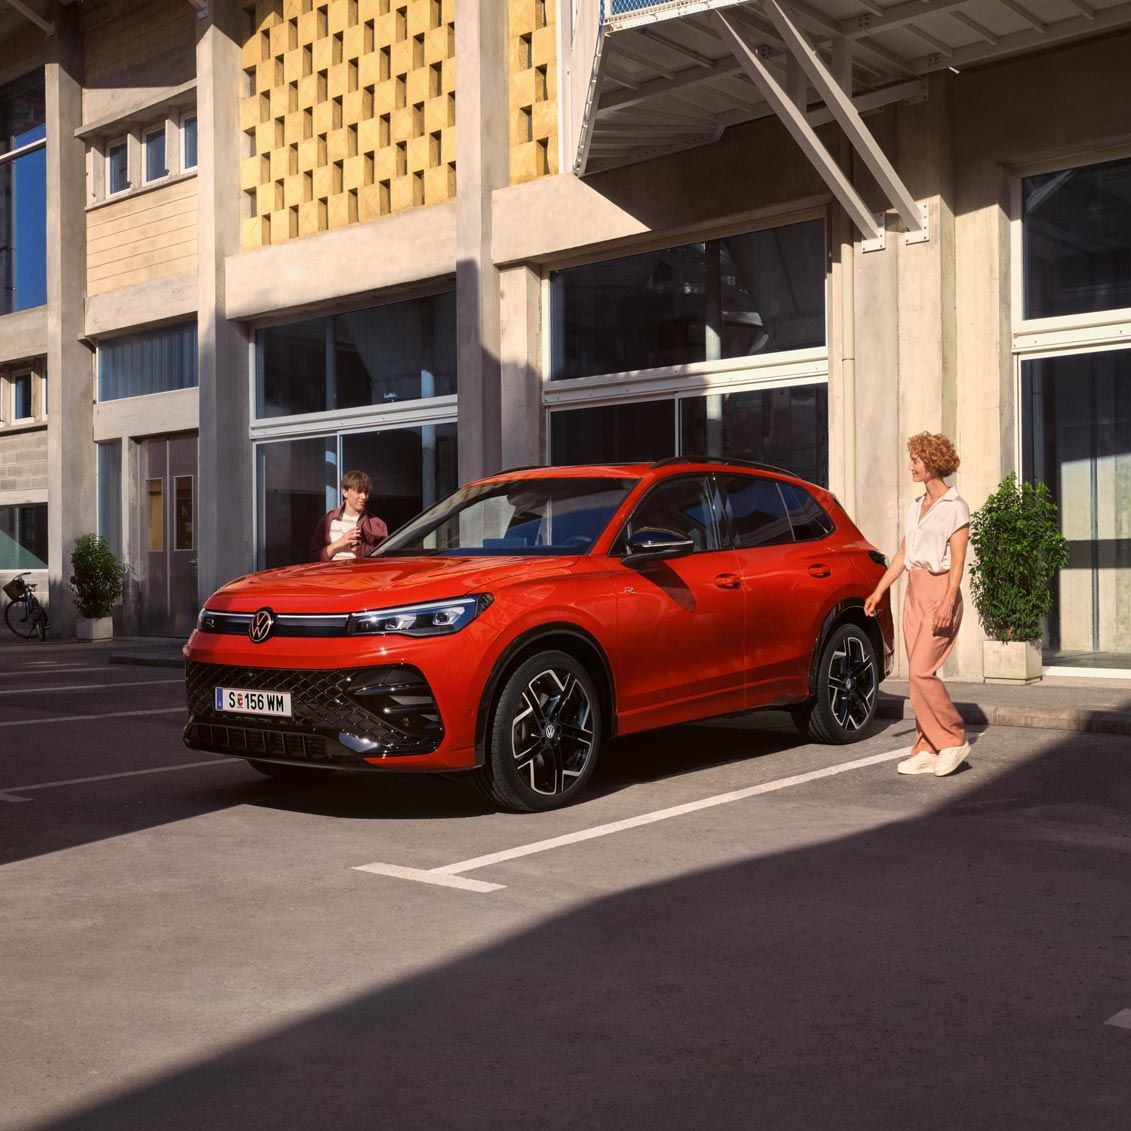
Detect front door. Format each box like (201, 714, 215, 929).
(140, 433, 198, 637)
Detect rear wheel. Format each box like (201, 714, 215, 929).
(5, 599, 37, 640)
(246, 760, 335, 783)
(791, 622, 879, 744)
(473, 650, 602, 812)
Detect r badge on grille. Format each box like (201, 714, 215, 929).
(248, 607, 276, 644)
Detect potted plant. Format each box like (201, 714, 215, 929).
(69, 534, 125, 642)
(968, 474, 1069, 684)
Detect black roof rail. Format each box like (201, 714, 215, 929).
(651, 455, 799, 478)
(492, 461, 646, 475)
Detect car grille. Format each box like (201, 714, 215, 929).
(184, 722, 338, 763)
(184, 661, 443, 756)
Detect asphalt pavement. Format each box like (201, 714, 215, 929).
(0, 640, 1128, 1130)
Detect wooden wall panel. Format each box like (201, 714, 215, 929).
(86, 179, 198, 296)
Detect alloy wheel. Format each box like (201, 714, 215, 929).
(510, 667, 596, 796)
(826, 633, 877, 731)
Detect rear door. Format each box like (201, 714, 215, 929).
(610, 473, 746, 731)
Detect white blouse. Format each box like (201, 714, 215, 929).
(904, 486, 970, 573)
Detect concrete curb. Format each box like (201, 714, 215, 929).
(877, 696, 1131, 736)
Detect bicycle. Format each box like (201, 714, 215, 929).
(3, 572, 50, 641)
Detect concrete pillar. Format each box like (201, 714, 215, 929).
(196, 1, 251, 598)
(45, 2, 93, 635)
(455, 0, 508, 482)
(499, 263, 543, 469)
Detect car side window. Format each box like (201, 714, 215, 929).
(720, 475, 793, 548)
(780, 481, 836, 541)
(616, 475, 720, 554)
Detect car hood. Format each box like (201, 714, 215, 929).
(207, 555, 582, 613)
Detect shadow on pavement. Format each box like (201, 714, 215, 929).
(20, 725, 1131, 1131)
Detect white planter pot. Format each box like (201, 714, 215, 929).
(982, 639, 1042, 684)
(76, 616, 113, 642)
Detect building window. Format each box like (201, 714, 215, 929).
(144, 126, 167, 182)
(256, 423, 458, 569)
(12, 373, 31, 419)
(0, 69, 46, 315)
(1022, 155, 1131, 321)
(107, 138, 129, 194)
(550, 401, 676, 465)
(97, 441, 122, 557)
(255, 291, 456, 419)
(98, 323, 198, 401)
(0, 502, 47, 569)
(550, 220, 826, 381)
(181, 115, 197, 170)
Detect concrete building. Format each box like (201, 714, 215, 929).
(0, 0, 1129, 680)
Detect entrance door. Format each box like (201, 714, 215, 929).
(140, 433, 198, 637)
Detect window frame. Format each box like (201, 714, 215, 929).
(143, 122, 169, 184)
(106, 135, 130, 196)
(180, 111, 198, 171)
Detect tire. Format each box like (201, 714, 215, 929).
(473, 650, 602, 812)
(791, 622, 879, 744)
(246, 759, 335, 783)
(5, 599, 37, 640)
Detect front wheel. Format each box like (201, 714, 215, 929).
(791, 623, 879, 744)
(5, 599, 38, 640)
(473, 650, 602, 812)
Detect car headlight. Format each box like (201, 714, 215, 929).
(346, 594, 493, 637)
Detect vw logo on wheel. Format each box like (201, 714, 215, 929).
(248, 607, 276, 644)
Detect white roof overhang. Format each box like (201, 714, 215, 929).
(567, 0, 1131, 242)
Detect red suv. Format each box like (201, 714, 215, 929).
(184, 459, 894, 811)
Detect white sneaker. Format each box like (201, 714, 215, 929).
(934, 742, 970, 777)
(897, 750, 937, 775)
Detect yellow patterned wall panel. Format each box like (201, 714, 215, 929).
(508, 0, 557, 184)
(240, 0, 457, 250)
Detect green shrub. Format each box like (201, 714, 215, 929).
(69, 534, 125, 620)
(968, 474, 1069, 643)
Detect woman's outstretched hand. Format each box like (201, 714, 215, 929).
(863, 591, 881, 618)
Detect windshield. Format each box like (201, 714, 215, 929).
(371, 477, 639, 557)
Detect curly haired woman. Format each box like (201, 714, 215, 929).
(864, 433, 972, 777)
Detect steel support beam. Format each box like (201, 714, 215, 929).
(711, 10, 881, 242)
(760, 0, 925, 236)
(1, 0, 52, 34)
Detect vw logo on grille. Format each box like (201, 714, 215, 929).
(248, 607, 276, 644)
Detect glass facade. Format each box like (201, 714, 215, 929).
(98, 323, 198, 400)
(1023, 156, 1131, 320)
(550, 220, 825, 380)
(550, 385, 828, 486)
(257, 424, 458, 569)
(256, 292, 456, 419)
(1021, 349, 1131, 664)
(0, 70, 46, 315)
(0, 503, 47, 569)
(97, 441, 122, 558)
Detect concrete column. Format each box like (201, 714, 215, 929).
(45, 3, 93, 635)
(455, 0, 508, 482)
(499, 263, 542, 469)
(196, 1, 251, 598)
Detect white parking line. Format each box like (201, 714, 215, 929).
(1106, 1009, 1131, 1029)
(0, 758, 236, 802)
(0, 707, 184, 728)
(0, 664, 117, 676)
(355, 746, 912, 894)
(0, 678, 183, 695)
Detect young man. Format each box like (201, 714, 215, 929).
(309, 470, 388, 562)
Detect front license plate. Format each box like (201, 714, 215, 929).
(214, 686, 292, 718)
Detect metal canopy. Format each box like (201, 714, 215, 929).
(572, 0, 1131, 219)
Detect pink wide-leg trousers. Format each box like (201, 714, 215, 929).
(903, 569, 966, 755)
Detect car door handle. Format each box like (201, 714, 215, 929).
(808, 564, 831, 578)
(714, 573, 742, 590)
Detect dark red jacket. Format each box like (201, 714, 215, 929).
(309, 505, 388, 562)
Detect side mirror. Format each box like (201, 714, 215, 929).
(622, 528, 695, 565)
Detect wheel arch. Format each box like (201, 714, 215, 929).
(474, 623, 617, 765)
(806, 598, 885, 696)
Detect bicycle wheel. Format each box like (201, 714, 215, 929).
(33, 599, 48, 641)
(5, 598, 37, 640)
